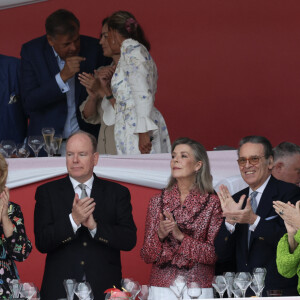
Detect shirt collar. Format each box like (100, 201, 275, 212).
(52, 47, 64, 64)
(249, 175, 271, 195)
(69, 175, 94, 190)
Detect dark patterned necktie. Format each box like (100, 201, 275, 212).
(78, 183, 88, 199)
(248, 191, 258, 247)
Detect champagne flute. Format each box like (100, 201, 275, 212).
(224, 272, 235, 297)
(0, 144, 8, 158)
(253, 267, 267, 290)
(231, 281, 243, 298)
(63, 279, 76, 300)
(19, 282, 37, 300)
(187, 282, 201, 299)
(212, 275, 227, 298)
(9, 279, 21, 298)
(0, 140, 16, 157)
(42, 127, 55, 149)
(53, 134, 63, 156)
(28, 136, 45, 157)
(234, 272, 252, 298)
(170, 275, 186, 300)
(121, 278, 141, 300)
(74, 282, 92, 300)
(250, 277, 264, 297)
(138, 285, 149, 300)
(16, 143, 30, 158)
(43, 141, 58, 157)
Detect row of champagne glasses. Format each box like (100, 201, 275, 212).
(0, 140, 29, 158)
(0, 127, 62, 158)
(63, 279, 94, 300)
(9, 280, 40, 299)
(169, 275, 201, 300)
(212, 268, 267, 298)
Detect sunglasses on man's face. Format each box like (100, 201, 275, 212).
(237, 155, 265, 166)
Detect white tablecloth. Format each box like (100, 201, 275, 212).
(6, 151, 246, 193)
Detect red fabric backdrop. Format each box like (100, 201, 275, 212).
(0, 0, 300, 149)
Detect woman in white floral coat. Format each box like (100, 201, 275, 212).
(98, 11, 171, 155)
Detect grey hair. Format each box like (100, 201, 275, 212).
(273, 142, 300, 162)
(67, 131, 97, 153)
(238, 135, 273, 159)
(166, 137, 214, 194)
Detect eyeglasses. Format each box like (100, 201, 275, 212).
(237, 155, 265, 166)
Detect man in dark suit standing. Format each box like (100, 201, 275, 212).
(20, 9, 109, 150)
(215, 135, 300, 296)
(34, 131, 137, 300)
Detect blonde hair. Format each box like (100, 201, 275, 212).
(166, 137, 214, 194)
(0, 153, 8, 193)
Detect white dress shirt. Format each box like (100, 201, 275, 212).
(53, 48, 80, 138)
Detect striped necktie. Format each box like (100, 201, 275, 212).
(78, 183, 88, 199)
(248, 191, 258, 247)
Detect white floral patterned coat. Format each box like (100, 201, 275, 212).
(102, 38, 171, 154)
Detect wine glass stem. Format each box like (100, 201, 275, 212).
(34, 151, 39, 157)
(219, 292, 224, 298)
(242, 289, 246, 298)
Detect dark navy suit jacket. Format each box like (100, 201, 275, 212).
(20, 35, 109, 138)
(214, 176, 300, 296)
(0, 55, 27, 143)
(34, 174, 137, 300)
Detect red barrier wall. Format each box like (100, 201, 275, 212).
(0, 0, 299, 149)
(11, 177, 157, 288)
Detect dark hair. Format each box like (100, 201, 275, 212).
(107, 11, 151, 50)
(0, 153, 8, 193)
(102, 17, 109, 26)
(238, 135, 273, 158)
(273, 142, 300, 162)
(45, 9, 80, 37)
(67, 131, 97, 153)
(166, 137, 214, 194)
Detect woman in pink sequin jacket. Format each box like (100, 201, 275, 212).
(140, 137, 223, 299)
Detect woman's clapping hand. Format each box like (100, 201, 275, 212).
(0, 187, 9, 224)
(157, 211, 184, 242)
(78, 72, 102, 98)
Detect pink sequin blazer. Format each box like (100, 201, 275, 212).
(140, 184, 223, 288)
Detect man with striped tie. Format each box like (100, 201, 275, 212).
(34, 131, 136, 300)
(214, 135, 300, 296)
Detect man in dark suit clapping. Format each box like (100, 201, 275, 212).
(34, 131, 137, 300)
(215, 135, 300, 296)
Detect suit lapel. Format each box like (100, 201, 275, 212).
(44, 38, 60, 77)
(90, 175, 106, 222)
(57, 176, 75, 213)
(256, 176, 278, 219)
(248, 176, 277, 249)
